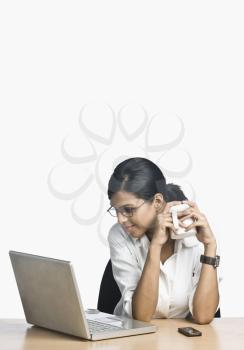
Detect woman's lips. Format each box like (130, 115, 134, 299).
(123, 224, 135, 231)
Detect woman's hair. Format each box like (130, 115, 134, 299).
(107, 157, 188, 202)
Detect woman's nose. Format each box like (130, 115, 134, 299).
(117, 212, 128, 225)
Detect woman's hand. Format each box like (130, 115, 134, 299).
(178, 200, 216, 247)
(150, 201, 184, 246)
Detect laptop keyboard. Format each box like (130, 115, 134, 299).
(87, 319, 123, 333)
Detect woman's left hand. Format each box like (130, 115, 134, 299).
(178, 200, 216, 247)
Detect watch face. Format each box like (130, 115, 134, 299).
(215, 255, 220, 267)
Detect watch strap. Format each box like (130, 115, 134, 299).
(200, 254, 220, 268)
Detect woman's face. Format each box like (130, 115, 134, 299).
(110, 191, 164, 239)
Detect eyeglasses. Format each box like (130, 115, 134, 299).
(107, 200, 147, 218)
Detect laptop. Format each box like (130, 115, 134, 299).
(9, 251, 157, 341)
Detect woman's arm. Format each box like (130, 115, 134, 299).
(192, 241, 219, 324)
(179, 200, 220, 324)
(132, 243, 161, 322)
(132, 200, 182, 322)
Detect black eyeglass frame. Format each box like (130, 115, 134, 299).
(107, 196, 155, 218)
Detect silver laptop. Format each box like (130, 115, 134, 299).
(9, 251, 157, 341)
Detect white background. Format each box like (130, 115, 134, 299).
(1, 0, 243, 318)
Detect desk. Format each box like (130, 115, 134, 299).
(1, 318, 244, 350)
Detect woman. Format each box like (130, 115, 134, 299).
(107, 157, 222, 324)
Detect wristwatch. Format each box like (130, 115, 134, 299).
(200, 254, 220, 268)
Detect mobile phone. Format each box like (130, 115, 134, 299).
(178, 327, 202, 337)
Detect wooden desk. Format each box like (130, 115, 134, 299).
(1, 318, 244, 350)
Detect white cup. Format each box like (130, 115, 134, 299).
(169, 203, 197, 239)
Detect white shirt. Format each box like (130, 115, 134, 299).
(108, 223, 222, 319)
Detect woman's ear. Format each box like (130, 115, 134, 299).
(154, 193, 165, 212)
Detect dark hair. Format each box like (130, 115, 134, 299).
(107, 157, 187, 202)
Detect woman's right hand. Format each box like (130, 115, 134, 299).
(150, 201, 184, 246)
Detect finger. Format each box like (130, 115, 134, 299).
(160, 215, 173, 224)
(164, 201, 184, 213)
(163, 218, 175, 226)
(184, 218, 205, 231)
(179, 216, 196, 225)
(180, 212, 204, 222)
(177, 208, 193, 218)
(157, 212, 172, 219)
(169, 223, 177, 233)
(163, 220, 177, 232)
(165, 226, 176, 234)
(177, 208, 201, 218)
(182, 200, 200, 211)
(156, 214, 172, 227)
